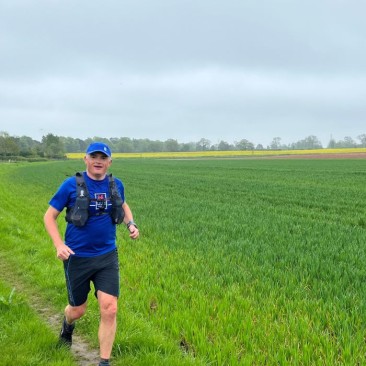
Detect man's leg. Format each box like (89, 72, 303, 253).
(64, 302, 88, 323)
(60, 303, 87, 346)
(97, 291, 118, 360)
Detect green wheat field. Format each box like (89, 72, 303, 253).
(1, 157, 366, 365)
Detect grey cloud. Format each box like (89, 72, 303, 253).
(1, 0, 365, 145)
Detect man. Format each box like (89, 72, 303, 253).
(44, 142, 139, 366)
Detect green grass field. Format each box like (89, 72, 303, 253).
(1, 157, 366, 365)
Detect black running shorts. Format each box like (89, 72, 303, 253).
(63, 249, 120, 306)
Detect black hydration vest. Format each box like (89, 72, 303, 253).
(65, 172, 125, 227)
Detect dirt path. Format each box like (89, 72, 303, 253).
(267, 152, 366, 159)
(35, 299, 101, 365)
(0, 259, 100, 366)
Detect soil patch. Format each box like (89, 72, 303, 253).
(267, 152, 366, 159)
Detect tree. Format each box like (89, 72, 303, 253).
(269, 137, 282, 150)
(305, 135, 322, 149)
(291, 135, 322, 149)
(117, 137, 134, 152)
(149, 140, 164, 152)
(0, 131, 20, 156)
(334, 136, 357, 148)
(217, 140, 231, 151)
(343, 136, 356, 148)
(132, 138, 151, 152)
(42, 133, 65, 158)
(164, 139, 179, 152)
(196, 138, 211, 151)
(357, 134, 366, 147)
(18, 136, 41, 156)
(180, 142, 196, 152)
(235, 139, 254, 150)
(60, 136, 83, 153)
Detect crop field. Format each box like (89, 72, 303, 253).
(66, 147, 366, 160)
(1, 157, 366, 365)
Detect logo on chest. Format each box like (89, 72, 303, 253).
(94, 193, 108, 211)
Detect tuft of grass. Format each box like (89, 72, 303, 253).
(0, 287, 15, 308)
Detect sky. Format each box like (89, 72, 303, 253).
(1, 0, 365, 147)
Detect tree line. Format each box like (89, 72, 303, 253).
(1, 131, 366, 160)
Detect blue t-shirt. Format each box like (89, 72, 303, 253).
(49, 172, 125, 257)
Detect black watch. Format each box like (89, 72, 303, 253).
(127, 221, 138, 229)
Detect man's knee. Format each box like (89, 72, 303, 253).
(66, 303, 87, 320)
(98, 292, 118, 318)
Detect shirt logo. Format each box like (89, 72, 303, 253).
(95, 193, 107, 211)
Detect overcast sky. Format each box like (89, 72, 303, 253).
(1, 0, 365, 147)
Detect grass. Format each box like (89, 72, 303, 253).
(0, 280, 77, 365)
(1, 157, 366, 365)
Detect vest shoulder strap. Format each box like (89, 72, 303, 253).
(108, 173, 121, 198)
(75, 172, 89, 197)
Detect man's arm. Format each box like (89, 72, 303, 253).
(122, 202, 139, 239)
(44, 206, 75, 260)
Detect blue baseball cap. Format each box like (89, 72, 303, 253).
(86, 142, 112, 157)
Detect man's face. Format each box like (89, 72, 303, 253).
(84, 152, 112, 179)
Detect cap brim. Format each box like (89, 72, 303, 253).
(87, 150, 110, 157)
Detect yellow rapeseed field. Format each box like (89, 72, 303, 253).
(66, 147, 366, 159)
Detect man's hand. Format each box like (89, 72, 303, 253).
(56, 243, 75, 261)
(128, 224, 139, 239)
